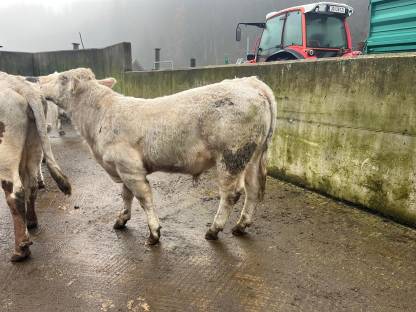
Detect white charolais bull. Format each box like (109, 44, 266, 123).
(40, 68, 276, 245)
(0, 72, 71, 261)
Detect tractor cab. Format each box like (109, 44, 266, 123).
(236, 2, 360, 62)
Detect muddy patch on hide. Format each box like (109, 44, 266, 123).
(222, 142, 257, 175)
(214, 98, 234, 108)
(0, 121, 5, 144)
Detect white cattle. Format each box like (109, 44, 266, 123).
(40, 68, 276, 245)
(46, 101, 61, 133)
(0, 72, 71, 262)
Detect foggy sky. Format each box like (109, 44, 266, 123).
(0, 0, 369, 70)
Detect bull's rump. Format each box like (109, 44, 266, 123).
(0, 90, 28, 180)
(109, 77, 273, 174)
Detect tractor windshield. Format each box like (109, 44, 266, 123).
(258, 15, 285, 56)
(306, 13, 347, 49)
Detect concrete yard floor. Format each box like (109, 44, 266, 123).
(1, 129, 416, 312)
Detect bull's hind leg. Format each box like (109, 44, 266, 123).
(113, 184, 134, 229)
(2, 178, 32, 262)
(232, 157, 262, 236)
(26, 162, 42, 229)
(25, 140, 44, 229)
(26, 185, 38, 229)
(205, 167, 242, 241)
(37, 161, 46, 190)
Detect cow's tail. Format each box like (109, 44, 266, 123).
(251, 78, 277, 201)
(26, 93, 72, 195)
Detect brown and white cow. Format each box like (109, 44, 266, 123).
(0, 72, 71, 262)
(40, 68, 276, 245)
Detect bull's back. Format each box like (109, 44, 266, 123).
(108, 77, 272, 175)
(136, 79, 269, 170)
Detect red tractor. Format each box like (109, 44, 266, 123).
(236, 2, 361, 62)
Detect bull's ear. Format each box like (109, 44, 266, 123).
(98, 78, 117, 89)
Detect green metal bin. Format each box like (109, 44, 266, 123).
(366, 0, 416, 53)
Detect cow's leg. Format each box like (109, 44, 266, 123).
(25, 139, 43, 229)
(2, 178, 32, 262)
(113, 184, 134, 229)
(122, 176, 161, 245)
(26, 186, 38, 229)
(26, 168, 40, 229)
(37, 159, 45, 190)
(232, 159, 261, 236)
(205, 167, 241, 241)
(115, 152, 161, 245)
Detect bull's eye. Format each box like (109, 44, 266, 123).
(60, 75, 69, 84)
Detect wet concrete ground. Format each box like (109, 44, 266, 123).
(1, 128, 416, 312)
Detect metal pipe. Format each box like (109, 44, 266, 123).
(154, 48, 161, 70)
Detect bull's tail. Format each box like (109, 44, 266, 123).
(26, 94, 72, 195)
(249, 77, 277, 201)
(258, 148, 268, 201)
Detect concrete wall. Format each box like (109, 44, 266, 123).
(0, 51, 34, 76)
(33, 42, 132, 79)
(0, 42, 132, 81)
(122, 54, 416, 226)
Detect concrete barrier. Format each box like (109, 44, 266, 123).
(0, 42, 132, 84)
(0, 51, 34, 76)
(122, 53, 416, 226)
(33, 42, 132, 79)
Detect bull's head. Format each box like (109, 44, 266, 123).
(39, 68, 117, 111)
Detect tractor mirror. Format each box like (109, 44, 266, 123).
(236, 26, 242, 42)
(246, 53, 255, 61)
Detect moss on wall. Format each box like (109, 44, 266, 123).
(122, 54, 416, 226)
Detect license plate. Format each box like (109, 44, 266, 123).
(329, 6, 346, 14)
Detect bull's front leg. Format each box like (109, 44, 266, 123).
(113, 150, 161, 245)
(115, 164, 160, 245)
(113, 184, 134, 229)
(123, 176, 161, 245)
(1, 180, 32, 262)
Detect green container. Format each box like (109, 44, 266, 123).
(366, 0, 416, 53)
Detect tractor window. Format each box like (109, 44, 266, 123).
(258, 15, 285, 56)
(306, 13, 347, 48)
(283, 11, 303, 46)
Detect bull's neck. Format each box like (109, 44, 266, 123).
(69, 87, 113, 146)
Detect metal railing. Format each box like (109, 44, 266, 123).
(153, 60, 174, 71)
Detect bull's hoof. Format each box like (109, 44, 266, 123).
(38, 180, 46, 190)
(27, 220, 38, 230)
(113, 219, 127, 230)
(10, 248, 31, 262)
(205, 229, 219, 241)
(231, 225, 247, 236)
(147, 226, 161, 245)
(147, 235, 160, 246)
